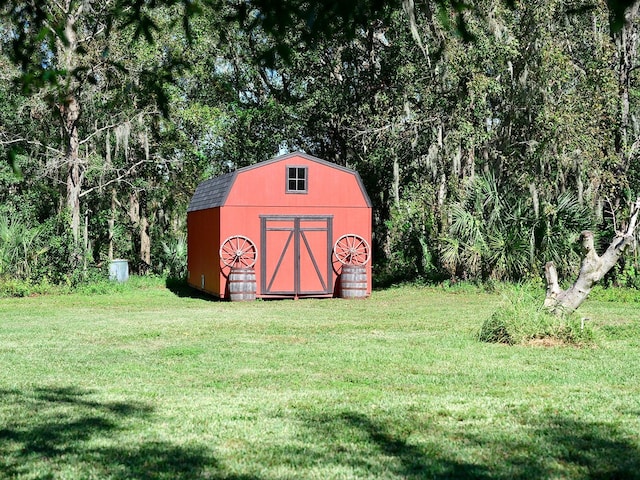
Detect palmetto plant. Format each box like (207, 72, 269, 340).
(440, 174, 592, 282)
(443, 202, 487, 278)
(534, 193, 593, 277)
(160, 235, 187, 279)
(0, 214, 43, 280)
(441, 173, 525, 280)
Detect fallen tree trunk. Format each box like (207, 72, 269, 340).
(544, 198, 640, 314)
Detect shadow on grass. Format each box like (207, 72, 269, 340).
(3, 386, 639, 479)
(165, 277, 222, 301)
(0, 386, 258, 480)
(293, 410, 640, 479)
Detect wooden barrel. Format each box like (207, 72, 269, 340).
(228, 267, 256, 301)
(340, 265, 368, 299)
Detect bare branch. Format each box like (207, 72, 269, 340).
(50, 0, 66, 14)
(72, 1, 84, 20)
(626, 197, 640, 236)
(348, 124, 393, 138)
(0, 137, 63, 155)
(41, 19, 62, 40)
(605, 197, 618, 233)
(79, 122, 121, 145)
(0, 138, 26, 146)
(80, 107, 160, 146)
(79, 24, 107, 44)
(79, 159, 149, 199)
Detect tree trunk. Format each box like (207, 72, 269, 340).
(108, 188, 117, 261)
(544, 198, 640, 313)
(392, 154, 400, 207)
(613, 1, 640, 160)
(62, 95, 82, 246)
(58, 2, 83, 252)
(129, 190, 151, 273)
(83, 207, 90, 271)
(140, 213, 151, 272)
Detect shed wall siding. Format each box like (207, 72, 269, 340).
(218, 205, 371, 297)
(187, 208, 221, 296)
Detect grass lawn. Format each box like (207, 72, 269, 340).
(1, 279, 639, 479)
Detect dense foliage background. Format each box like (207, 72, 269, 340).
(1, 0, 639, 289)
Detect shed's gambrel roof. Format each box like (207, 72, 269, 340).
(187, 171, 237, 212)
(187, 151, 372, 212)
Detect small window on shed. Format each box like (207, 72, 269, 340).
(287, 166, 307, 193)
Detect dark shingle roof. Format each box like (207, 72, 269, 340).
(187, 171, 237, 212)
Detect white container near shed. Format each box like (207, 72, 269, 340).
(109, 259, 129, 282)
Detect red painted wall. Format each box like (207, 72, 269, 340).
(224, 157, 369, 209)
(218, 205, 371, 297)
(187, 208, 221, 295)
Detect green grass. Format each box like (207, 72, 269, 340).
(1, 279, 640, 479)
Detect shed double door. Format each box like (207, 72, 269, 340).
(260, 215, 333, 297)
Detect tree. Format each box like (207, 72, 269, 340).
(1, 0, 639, 287)
(541, 1, 640, 312)
(544, 197, 640, 313)
(0, 0, 198, 264)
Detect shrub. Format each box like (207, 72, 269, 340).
(478, 289, 593, 346)
(157, 235, 187, 280)
(478, 312, 514, 344)
(379, 191, 438, 285)
(0, 277, 58, 297)
(0, 213, 42, 279)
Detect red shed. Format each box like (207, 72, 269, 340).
(187, 152, 372, 299)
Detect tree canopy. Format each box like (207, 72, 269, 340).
(0, 0, 639, 288)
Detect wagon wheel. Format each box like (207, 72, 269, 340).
(333, 234, 370, 266)
(219, 235, 257, 268)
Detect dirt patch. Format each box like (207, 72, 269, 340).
(525, 337, 568, 348)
